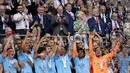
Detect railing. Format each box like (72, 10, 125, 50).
(0, 34, 110, 48)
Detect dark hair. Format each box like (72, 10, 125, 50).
(77, 49, 85, 58)
(17, 4, 23, 8)
(64, 44, 69, 52)
(37, 47, 46, 54)
(65, 3, 72, 7)
(77, 49, 85, 54)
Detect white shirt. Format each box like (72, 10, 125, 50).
(66, 11, 75, 20)
(111, 20, 120, 29)
(38, 14, 44, 28)
(13, 12, 30, 30)
(57, 13, 63, 17)
(101, 14, 106, 23)
(53, 0, 60, 9)
(94, 17, 101, 31)
(53, 0, 68, 8)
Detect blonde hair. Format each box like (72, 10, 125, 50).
(5, 27, 12, 33)
(76, 11, 85, 19)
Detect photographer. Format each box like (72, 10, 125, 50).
(52, 5, 68, 36)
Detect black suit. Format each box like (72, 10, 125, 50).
(88, 17, 107, 36)
(64, 11, 74, 35)
(99, 14, 110, 24)
(0, 16, 4, 34)
(33, 14, 53, 36)
(52, 13, 68, 36)
(106, 20, 122, 34)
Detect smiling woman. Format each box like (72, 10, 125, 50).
(74, 11, 89, 34)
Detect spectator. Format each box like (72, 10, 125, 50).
(74, 11, 89, 34)
(64, 3, 75, 35)
(124, 14, 130, 39)
(52, 5, 68, 36)
(99, 5, 110, 24)
(33, 6, 52, 36)
(13, 5, 31, 34)
(43, 4, 49, 14)
(5, 27, 12, 38)
(88, 8, 107, 36)
(80, 4, 92, 22)
(107, 12, 122, 34)
(116, 4, 126, 24)
(92, 0, 100, 7)
(48, 1, 57, 15)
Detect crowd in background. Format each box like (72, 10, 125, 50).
(0, 0, 130, 73)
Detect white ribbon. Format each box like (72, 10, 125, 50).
(41, 60, 46, 73)
(48, 59, 52, 69)
(9, 59, 15, 64)
(62, 56, 67, 68)
(41, 60, 45, 70)
(25, 53, 34, 63)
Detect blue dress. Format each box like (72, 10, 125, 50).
(55, 54, 72, 73)
(74, 57, 90, 73)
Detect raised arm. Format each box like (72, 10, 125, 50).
(34, 36, 45, 59)
(67, 32, 74, 57)
(104, 41, 120, 60)
(36, 26, 41, 42)
(48, 36, 57, 59)
(73, 42, 78, 57)
(2, 36, 12, 58)
(59, 35, 64, 47)
(20, 31, 29, 54)
(89, 33, 95, 58)
(55, 35, 62, 56)
(67, 32, 71, 46)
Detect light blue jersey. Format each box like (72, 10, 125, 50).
(0, 54, 3, 64)
(47, 55, 56, 73)
(117, 54, 130, 73)
(55, 54, 71, 73)
(3, 57, 18, 73)
(34, 57, 48, 73)
(74, 57, 90, 73)
(18, 52, 33, 73)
